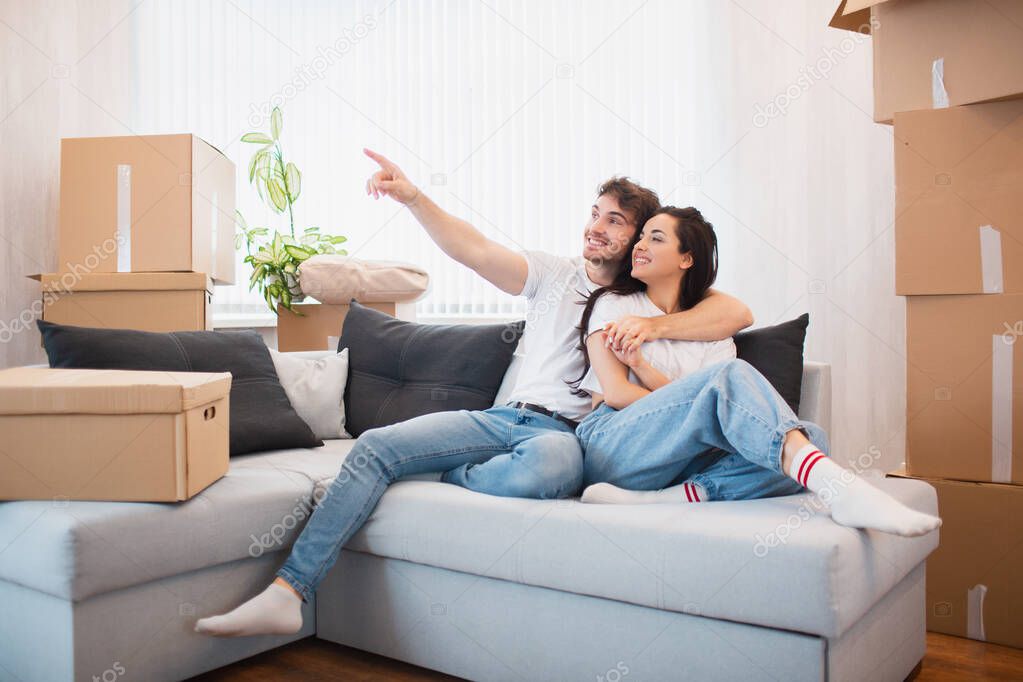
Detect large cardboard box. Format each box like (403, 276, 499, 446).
(895, 101, 1023, 295)
(0, 368, 231, 502)
(888, 469, 1023, 649)
(31, 272, 214, 332)
(59, 134, 236, 284)
(276, 301, 416, 352)
(906, 293, 1023, 484)
(830, 0, 1023, 123)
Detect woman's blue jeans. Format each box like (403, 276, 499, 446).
(576, 359, 829, 502)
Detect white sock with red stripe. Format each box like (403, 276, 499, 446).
(581, 480, 707, 505)
(786, 444, 941, 537)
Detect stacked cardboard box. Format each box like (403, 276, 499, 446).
(34, 134, 235, 331)
(276, 301, 418, 352)
(831, 1, 1023, 650)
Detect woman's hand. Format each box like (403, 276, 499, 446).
(364, 148, 420, 205)
(609, 341, 647, 370)
(604, 316, 662, 354)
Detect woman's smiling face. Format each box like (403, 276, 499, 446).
(630, 213, 693, 283)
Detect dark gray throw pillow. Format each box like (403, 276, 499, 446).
(339, 301, 525, 437)
(37, 320, 323, 456)
(734, 313, 809, 415)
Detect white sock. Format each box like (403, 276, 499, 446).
(194, 582, 304, 637)
(787, 443, 941, 537)
(581, 480, 706, 505)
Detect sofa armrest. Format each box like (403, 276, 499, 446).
(799, 361, 832, 435)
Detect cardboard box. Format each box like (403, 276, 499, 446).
(31, 272, 214, 332)
(59, 134, 236, 284)
(0, 367, 231, 502)
(276, 301, 416, 352)
(830, 0, 1023, 123)
(906, 293, 1023, 484)
(888, 469, 1023, 649)
(895, 101, 1023, 295)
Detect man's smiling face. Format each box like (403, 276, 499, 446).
(582, 193, 637, 266)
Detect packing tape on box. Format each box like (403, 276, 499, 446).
(211, 190, 219, 271)
(931, 58, 950, 109)
(967, 584, 988, 641)
(992, 334, 1014, 483)
(979, 225, 1004, 294)
(116, 164, 132, 272)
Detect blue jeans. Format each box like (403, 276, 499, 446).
(276, 406, 583, 600)
(576, 359, 828, 501)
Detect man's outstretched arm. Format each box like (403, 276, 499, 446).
(604, 288, 753, 351)
(364, 149, 528, 295)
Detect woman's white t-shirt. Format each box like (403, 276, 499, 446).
(578, 291, 737, 396)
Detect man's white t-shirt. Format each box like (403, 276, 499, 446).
(503, 251, 599, 420)
(578, 291, 736, 396)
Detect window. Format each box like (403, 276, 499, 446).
(130, 1, 712, 321)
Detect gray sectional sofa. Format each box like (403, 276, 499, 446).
(0, 360, 939, 681)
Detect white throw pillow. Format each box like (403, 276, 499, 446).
(269, 348, 351, 440)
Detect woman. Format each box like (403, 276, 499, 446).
(573, 206, 941, 538)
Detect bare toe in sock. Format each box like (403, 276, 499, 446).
(828, 478, 941, 537)
(194, 583, 303, 637)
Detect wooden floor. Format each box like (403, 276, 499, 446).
(190, 632, 1023, 681)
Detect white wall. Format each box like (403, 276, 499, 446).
(0, 1, 905, 471)
(0, 0, 135, 368)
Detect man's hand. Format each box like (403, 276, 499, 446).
(364, 148, 420, 205)
(604, 316, 662, 354)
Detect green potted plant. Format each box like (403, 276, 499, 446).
(235, 106, 348, 313)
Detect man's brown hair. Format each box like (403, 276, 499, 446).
(596, 176, 661, 229)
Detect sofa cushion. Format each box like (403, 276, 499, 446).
(36, 320, 322, 455)
(270, 348, 352, 439)
(339, 302, 524, 436)
(735, 313, 809, 414)
(327, 475, 938, 640)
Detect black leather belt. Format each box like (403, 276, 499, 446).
(508, 401, 579, 429)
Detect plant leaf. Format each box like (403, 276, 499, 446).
(329, 235, 347, 244)
(267, 179, 288, 212)
(271, 108, 282, 141)
(285, 162, 301, 202)
(284, 244, 315, 262)
(304, 226, 320, 234)
(241, 132, 273, 144)
(301, 233, 318, 245)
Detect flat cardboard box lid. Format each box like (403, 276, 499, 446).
(829, 0, 890, 33)
(28, 272, 213, 293)
(0, 367, 231, 414)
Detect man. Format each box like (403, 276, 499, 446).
(195, 150, 751, 637)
